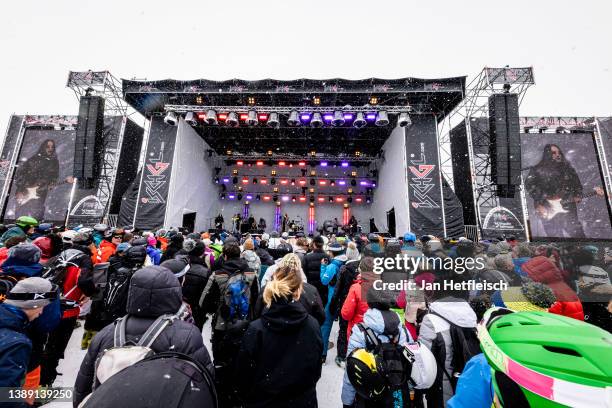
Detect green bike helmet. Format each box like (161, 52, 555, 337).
(16, 216, 39, 229)
(479, 307, 612, 408)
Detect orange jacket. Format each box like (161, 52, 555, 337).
(99, 240, 117, 263)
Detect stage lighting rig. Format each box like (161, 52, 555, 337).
(247, 96, 256, 105)
(205, 110, 218, 125)
(267, 112, 280, 128)
(287, 111, 301, 126)
(332, 111, 345, 127)
(313, 96, 321, 105)
(226, 112, 239, 127)
(397, 111, 412, 127)
(184, 112, 198, 126)
(369, 96, 379, 105)
(375, 111, 389, 126)
(247, 110, 258, 126)
(311, 112, 324, 128)
(353, 112, 366, 128)
(164, 111, 178, 126)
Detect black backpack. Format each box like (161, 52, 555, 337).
(358, 310, 412, 390)
(82, 352, 217, 408)
(429, 311, 480, 389)
(103, 265, 138, 321)
(0, 274, 19, 303)
(42, 248, 84, 288)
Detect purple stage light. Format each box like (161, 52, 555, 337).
(282, 195, 290, 202)
(300, 113, 311, 121)
(341, 162, 349, 167)
(323, 114, 334, 122)
(338, 180, 346, 186)
(320, 161, 328, 167)
(366, 113, 376, 121)
(246, 195, 253, 200)
(222, 178, 230, 183)
(228, 194, 236, 200)
(343, 113, 354, 120)
(360, 181, 369, 186)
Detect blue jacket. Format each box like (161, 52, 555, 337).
(447, 353, 493, 408)
(513, 257, 530, 278)
(341, 308, 410, 405)
(320, 255, 346, 307)
(0, 304, 32, 387)
(146, 246, 162, 265)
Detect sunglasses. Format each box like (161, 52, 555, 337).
(112, 235, 123, 239)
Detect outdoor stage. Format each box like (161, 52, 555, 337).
(1, 68, 612, 242)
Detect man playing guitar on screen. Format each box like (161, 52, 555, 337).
(525, 144, 604, 238)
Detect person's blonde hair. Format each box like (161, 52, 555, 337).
(243, 238, 254, 251)
(263, 264, 303, 307)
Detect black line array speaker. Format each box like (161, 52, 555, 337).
(75, 95, 105, 188)
(488, 93, 521, 197)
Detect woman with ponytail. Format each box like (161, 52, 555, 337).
(236, 263, 323, 408)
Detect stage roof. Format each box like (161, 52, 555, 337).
(122, 76, 466, 158)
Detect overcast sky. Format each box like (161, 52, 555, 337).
(1, 0, 611, 138)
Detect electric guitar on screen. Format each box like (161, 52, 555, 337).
(15, 177, 75, 206)
(536, 187, 605, 221)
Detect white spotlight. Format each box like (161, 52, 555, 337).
(205, 109, 218, 125)
(164, 111, 178, 126)
(226, 112, 239, 127)
(397, 112, 412, 127)
(353, 112, 366, 129)
(246, 110, 258, 126)
(287, 110, 301, 126)
(184, 112, 198, 126)
(375, 111, 389, 126)
(268, 112, 280, 128)
(310, 112, 324, 128)
(332, 111, 345, 127)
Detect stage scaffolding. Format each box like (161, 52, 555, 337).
(438, 67, 534, 240)
(66, 71, 144, 222)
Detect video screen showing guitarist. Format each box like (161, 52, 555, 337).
(13, 139, 72, 220)
(525, 143, 597, 238)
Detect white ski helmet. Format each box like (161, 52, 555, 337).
(405, 342, 437, 389)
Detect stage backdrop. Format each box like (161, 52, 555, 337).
(521, 132, 612, 240)
(4, 128, 76, 223)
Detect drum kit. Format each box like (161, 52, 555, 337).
(289, 216, 305, 233)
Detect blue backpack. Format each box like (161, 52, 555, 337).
(227, 275, 250, 320)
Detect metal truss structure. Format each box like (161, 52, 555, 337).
(66, 71, 144, 222)
(164, 104, 429, 115)
(438, 67, 535, 239)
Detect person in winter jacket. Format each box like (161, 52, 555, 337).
(0, 235, 27, 266)
(241, 238, 261, 274)
(201, 241, 259, 408)
(303, 235, 330, 304)
(401, 232, 424, 259)
(236, 262, 323, 408)
(161, 233, 183, 263)
(91, 223, 108, 248)
(267, 231, 293, 260)
(419, 288, 477, 407)
(330, 242, 361, 367)
(293, 237, 310, 268)
(0, 242, 45, 279)
(40, 232, 96, 386)
(340, 257, 374, 347)
(446, 353, 493, 408)
(166, 239, 211, 330)
(98, 229, 123, 263)
(253, 254, 326, 325)
(0, 216, 38, 247)
(320, 243, 347, 363)
(341, 286, 410, 407)
(520, 255, 584, 320)
(0, 277, 54, 389)
(73, 265, 214, 407)
(145, 235, 162, 265)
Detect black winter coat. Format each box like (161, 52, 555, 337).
(73, 266, 213, 407)
(236, 298, 323, 408)
(253, 281, 325, 325)
(329, 259, 360, 315)
(303, 249, 330, 302)
(255, 247, 274, 266)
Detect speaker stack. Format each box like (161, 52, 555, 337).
(488, 93, 521, 198)
(74, 95, 105, 189)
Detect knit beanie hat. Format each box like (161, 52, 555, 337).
(183, 238, 197, 253)
(4, 277, 54, 309)
(5, 243, 42, 267)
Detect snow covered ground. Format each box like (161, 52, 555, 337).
(44, 319, 344, 407)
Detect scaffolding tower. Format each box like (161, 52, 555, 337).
(438, 67, 535, 239)
(66, 71, 143, 222)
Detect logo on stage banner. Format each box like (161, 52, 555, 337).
(408, 143, 440, 209)
(482, 206, 524, 231)
(142, 147, 170, 204)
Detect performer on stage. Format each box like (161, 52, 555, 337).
(525, 144, 586, 238)
(13, 139, 73, 221)
(215, 213, 224, 231)
(348, 215, 358, 236)
(282, 213, 289, 233)
(232, 213, 242, 233)
(258, 217, 266, 232)
(332, 217, 339, 234)
(247, 215, 256, 232)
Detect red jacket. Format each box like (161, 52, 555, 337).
(0, 247, 8, 267)
(341, 281, 369, 342)
(521, 256, 584, 321)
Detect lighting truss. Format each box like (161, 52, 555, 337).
(437, 67, 535, 240)
(163, 104, 429, 115)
